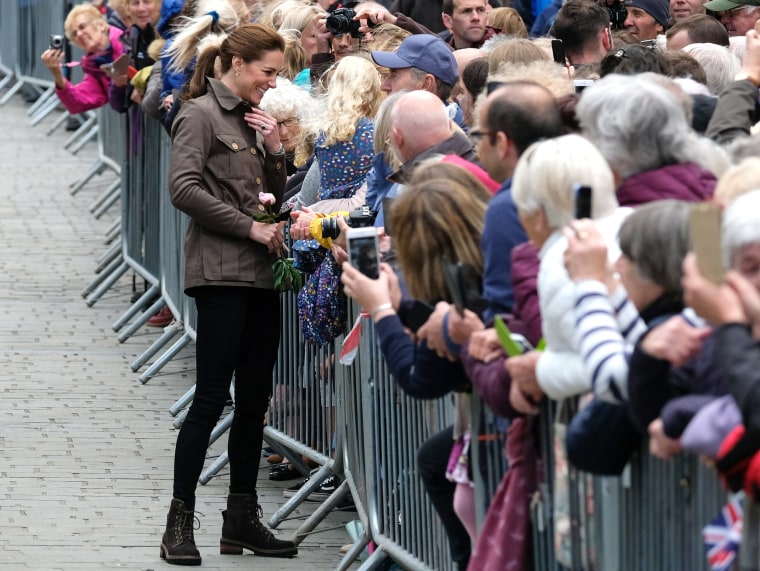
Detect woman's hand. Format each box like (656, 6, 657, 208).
(244, 108, 281, 153)
(417, 302, 456, 361)
(331, 243, 348, 265)
(290, 206, 318, 240)
(640, 316, 711, 367)
(341, 260, 393, 317)
(468, 328, 503, 363)
(249, 220, 285, 253)
(40, 49, 65, 88)
(505, 351, 543, 404)
(130, 86, 145, 105)
(563, 220, 611, 286)
(682, 253, 747, 325)
(648, 418, 682, 460)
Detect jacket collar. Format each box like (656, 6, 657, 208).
(389, 131, 476, 184)
(207, 77, 250, 113)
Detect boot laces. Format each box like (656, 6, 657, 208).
(174, 508, 203, 543)
(248, 502, 275, 540)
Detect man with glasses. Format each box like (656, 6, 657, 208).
(705, 0, 760, 36)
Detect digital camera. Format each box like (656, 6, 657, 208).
(321, 205, 376, 239)
(50, 34, 64, 50)
(607, 1, 628, 30)
(325, 7, 363, 37)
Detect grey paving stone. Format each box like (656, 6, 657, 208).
(0, 96, 358, 571)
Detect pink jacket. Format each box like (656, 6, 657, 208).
(55, 26, 125, 115)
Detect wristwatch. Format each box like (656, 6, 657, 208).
(735, 71, 760, 88)
(269, 143, 286, 155)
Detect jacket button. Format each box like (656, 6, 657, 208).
(231, 142, 239, 150)
(250, 148, 256, 155)
(276, 162, 282, 170)
(256, 177, 261, 185)
(257, 204, 265, 212)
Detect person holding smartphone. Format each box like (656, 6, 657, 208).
(40, 4, 125, 114)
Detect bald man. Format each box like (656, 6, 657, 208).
(388, 90, 476, 179)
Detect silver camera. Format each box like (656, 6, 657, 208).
(49, 35, 64, 50)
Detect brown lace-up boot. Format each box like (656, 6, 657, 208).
(220, 493, 298, 557)
(160, 498, 201, 566)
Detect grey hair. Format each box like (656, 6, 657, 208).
(576, 74, 704, 180)
(618, 200, 692, 293)
(721, 189, 760, 269)
(259, 77, 320, 122)
(682, 43, 740, 95)
(512, 134, 618, 229)
(373, 91, 405, 166)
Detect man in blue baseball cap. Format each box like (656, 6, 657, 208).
(371, 34, 458, 102)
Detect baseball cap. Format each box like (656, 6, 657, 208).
(704, 0, 760, 11)
(371, 34, 458, 87)
(624, 0, 670, 27)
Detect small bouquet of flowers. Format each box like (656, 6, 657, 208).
(255, 192, 303, 292)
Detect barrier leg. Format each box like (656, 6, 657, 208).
(267, 464, 334, 529)
(81, 254, 124, 298)
(69, 124, 98, 154)
(70, 158, 107, 195)
(199, 450, 229, 485)
(208, 411, 233, 448)
(290, 479, 351, 547)
(30, 95, 60, 126)
(91, 183, 121, 219)
(46, 110, 71, 136)
(112, 284, 160, 332)
(356, 548, 388, 571)
(26, 87, 54, 116)
(105, 218, 121, 244)
(139, 332, 192, 384)
(0, 80, 26, 105)
(169, 385, 196, 416)
(172, 408, 189, 429)
(131, 323, 181, 372)
(63, 113, 96, 149)
(95, 242, 121, 274)
(0, 72, 14, 91)
(337, 531, 371, 571)
(85, 261, 129, 307)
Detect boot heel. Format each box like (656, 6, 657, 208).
(220, 540, 244, 555)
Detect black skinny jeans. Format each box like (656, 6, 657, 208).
(417, 425, 471, 570)
(173, 286, 280, 507)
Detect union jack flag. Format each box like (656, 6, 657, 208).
(702, 494, 744, 571)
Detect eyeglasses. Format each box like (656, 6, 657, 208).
(277, 117, 299, 128)
(468, 129, 497, 144)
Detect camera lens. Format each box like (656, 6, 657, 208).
(321, 217, 340, 240)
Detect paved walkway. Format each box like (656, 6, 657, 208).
(0, 94, 356, 570)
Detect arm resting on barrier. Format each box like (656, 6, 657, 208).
(375, 315, 470, 399)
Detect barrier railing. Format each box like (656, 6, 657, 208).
(5, 10, 760, 570)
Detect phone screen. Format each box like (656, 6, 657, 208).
(347, 231, 380, 279)
(689, 203, 724, 284)
(574, 184, 592, 219)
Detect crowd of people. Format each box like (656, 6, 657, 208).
(40, 0, 760, 568)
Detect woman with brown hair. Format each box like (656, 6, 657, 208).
(161, 23, 297, 565)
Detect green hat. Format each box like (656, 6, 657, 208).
(704, 0, 759, 11)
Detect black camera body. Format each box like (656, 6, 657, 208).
(50, 34, 65, 50)
(607, 1, 628, 30)
(321, 205, 376, 239)
(325, 7, 363, 37)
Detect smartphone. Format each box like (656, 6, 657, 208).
(573, 79, 594, 94)
(100, 54, 129, 78)
(346, 227, 380, 279)
(443, 259, 487, 317)
(405, 300, 434, 333)
(574, 184, 592, 219)
(381, 197, 394, 237)
(689, 202, 724, 284)
(551, 39, 565, 65)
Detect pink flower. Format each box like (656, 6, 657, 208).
(258, 192, 276, 207)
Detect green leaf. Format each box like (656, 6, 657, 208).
(493, 315, 524, 357)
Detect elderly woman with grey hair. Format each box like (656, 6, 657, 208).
(576, 74, 716, 206)
(504, 134, 630, 411)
